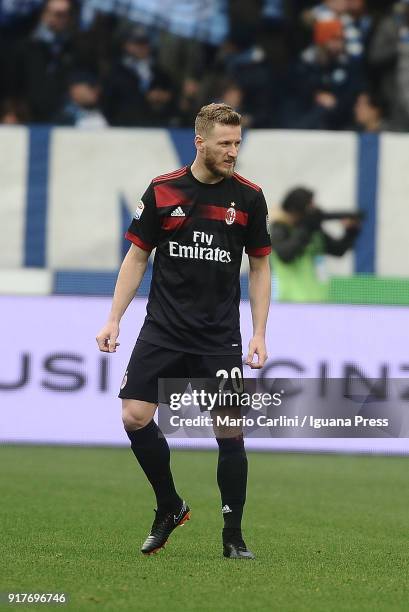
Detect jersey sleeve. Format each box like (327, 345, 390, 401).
(125, 182, 160, 252)
(245, 190, 272, 257)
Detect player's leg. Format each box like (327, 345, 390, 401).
(213, 408, 253, 559)
(188, 355, 254, 559)
(122, 399, 183, 515)
(212, 410, 248, 543)
(119, 340, 190, 555)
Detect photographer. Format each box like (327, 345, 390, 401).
(270, 186, 361, 302)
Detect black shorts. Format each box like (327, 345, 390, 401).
(118, 339, 243, 404)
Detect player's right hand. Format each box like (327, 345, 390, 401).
(96, 322, 120, 353)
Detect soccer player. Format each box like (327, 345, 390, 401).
(96, 103, 271, 559)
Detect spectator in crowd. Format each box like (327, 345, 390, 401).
(290, 18, 366, 129)
(154, 0, 230, 128)
(12, 0, 77, 122)
(102, 23, 176, 126)
(54, 71, 108, 128)
(204, 26, 284, 127)
(215, 80, 254, 127)
(301, 0, 371, 60)
(367, 0, 409, 130)
(202, 1, 291, 128)
(269, 187, 361, 302)
(354, 90, 387, 131)
(176, 77, 202, 127)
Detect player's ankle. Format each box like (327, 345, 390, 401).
(223, 527, 243, 542)
(158, 496, 184, 515)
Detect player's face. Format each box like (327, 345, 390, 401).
(203, 123, 242, 179)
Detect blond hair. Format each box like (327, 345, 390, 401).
(195, 103, 241, 137)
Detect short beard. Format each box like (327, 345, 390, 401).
(204, 150, 235, 179)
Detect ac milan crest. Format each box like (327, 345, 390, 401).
(225, 202, 236, 225)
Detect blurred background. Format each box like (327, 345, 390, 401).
(1, 0, 409, 452)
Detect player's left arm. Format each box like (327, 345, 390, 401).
(246, 254, 271, 369)
(244, 189, 272, 368)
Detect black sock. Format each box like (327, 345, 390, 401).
(216, 434, 247, 531)
(222, 527, 243, 544)
(126, 420, 182, 514)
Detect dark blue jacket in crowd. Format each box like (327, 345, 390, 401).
(287, 46, 366, 130)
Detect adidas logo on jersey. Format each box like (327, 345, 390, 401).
(171, 206, 185, 217)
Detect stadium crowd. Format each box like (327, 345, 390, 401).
(0, 0, 408, 131)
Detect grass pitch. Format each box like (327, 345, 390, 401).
(1, 446, 409, 612)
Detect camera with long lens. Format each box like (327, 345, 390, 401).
(302, 208, 365, 231)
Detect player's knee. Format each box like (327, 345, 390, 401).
(216, 433, 245, 454)
(121, 400, 155, 431)
(213, 408, 244, 441)
(122, 409, 151, 430)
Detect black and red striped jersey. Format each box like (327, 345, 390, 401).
(125, 165, 271, 355)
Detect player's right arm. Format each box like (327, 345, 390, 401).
(96, 244, 150, 353)
(96, 181, 159, 353)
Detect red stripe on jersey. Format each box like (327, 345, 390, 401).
(161, 216, 191, 230)
(153, 166, 188, 184)
(199, 204, 248, 227)
(125, 231, 153, 252)
(233, 173, 261, 192)
(245, 245, 272, 257)
(154, 183, 192, 208)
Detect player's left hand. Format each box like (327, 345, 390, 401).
(245, 335, 268, 369)
(341, 217, 361, 229)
